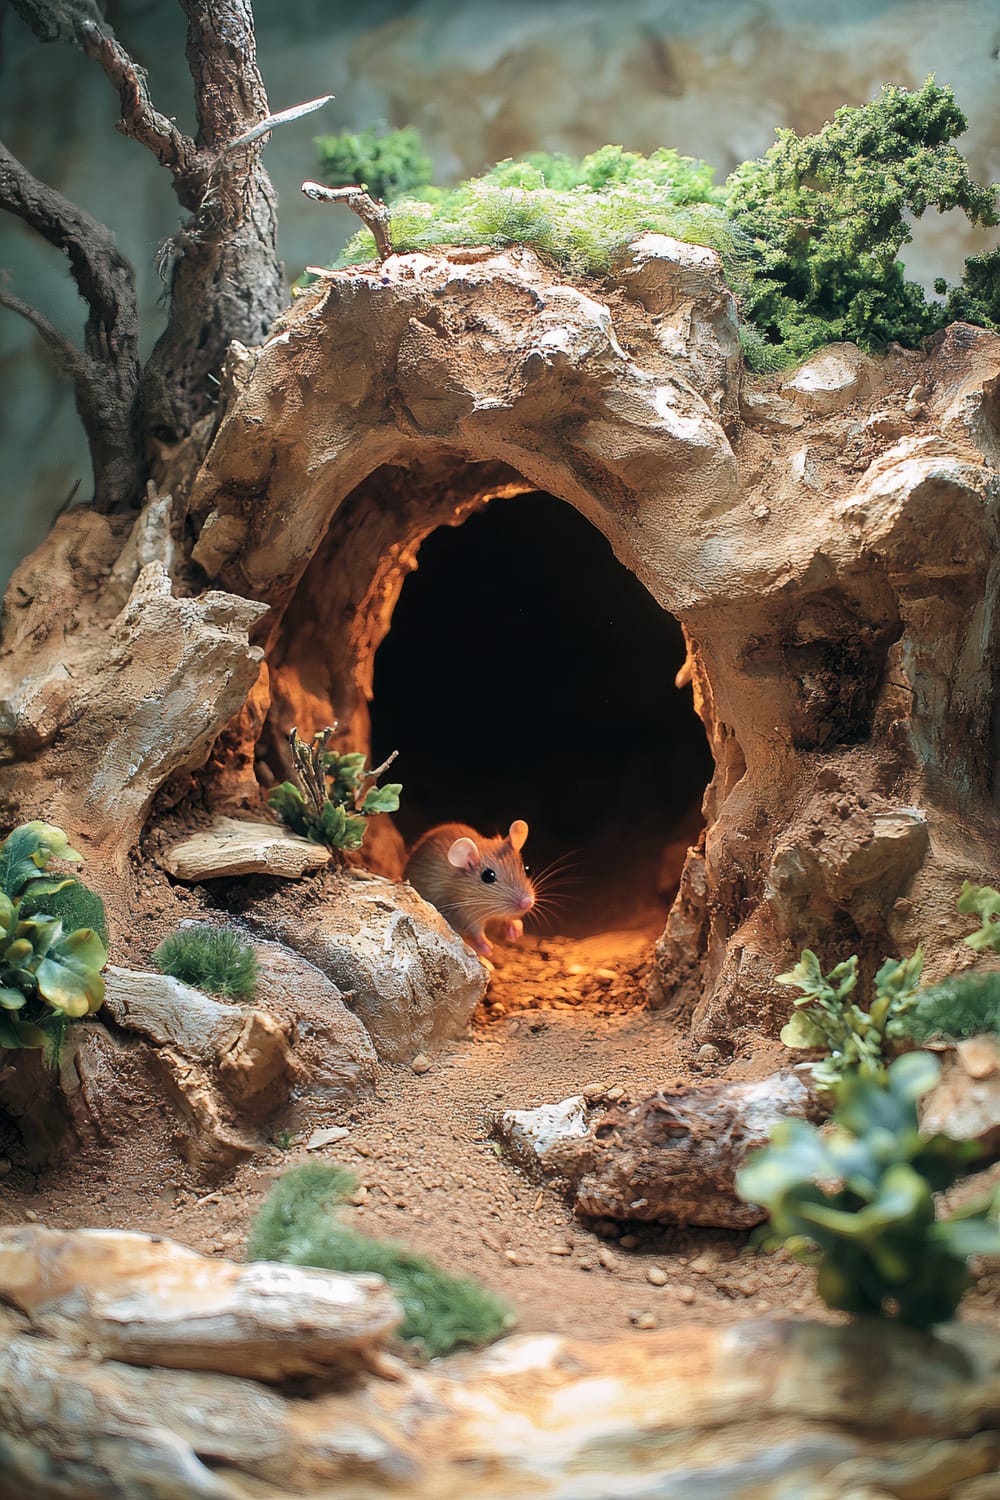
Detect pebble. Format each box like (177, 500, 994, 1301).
(697, 1044, 721, 1064)
(583, 1081, 612, 1100)
(618, 1234, 639, 1250)
(23, 1209, 38, 1223)
(347, 1185, 369, 1206)
(352, 1141, 373, 1157)
(597, 1246, 619, 1271)
(410, 1053, 431, 1074)
(604, 1085, 626, 1102)
(547, 1244, 573, 1256)
(688, 1249, 720, 1274)
(632, 1311, 658, 1330)
(592, 1218, 620, 1239)
(675, 1285, 696, 1304)
(645, 1266, 669, 1287)
(504, 1249, 534, 1266)
(305, 1125, 350, 1150)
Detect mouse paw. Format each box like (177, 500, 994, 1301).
(467, 931, 494, 959)
(503, 918, 524, 943)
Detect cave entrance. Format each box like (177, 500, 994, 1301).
(368, 491, 713, 938)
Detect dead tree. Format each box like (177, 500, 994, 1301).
(0, 0, 325, 505)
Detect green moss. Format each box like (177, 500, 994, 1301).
(19, 879, 108, 945)
(247, 1162, 514, 1359)
(153, 924, 258, 1002)
(896, 970, 1000, 1043)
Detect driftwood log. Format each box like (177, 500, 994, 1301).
(501, 1070, 825, 1227)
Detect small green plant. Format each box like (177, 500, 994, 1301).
(268, 726, 402, 855)
(777, 947, 925, 1090)
(0, 821, 108, 1056)
(736, 1052, 1000, 1328)
(315, 124, 433, 202)
(247, 1162, 514, 1359)
(153, 924, 258, 1002)
(782, 882, 1000, 1077)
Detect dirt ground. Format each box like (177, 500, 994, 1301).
(1, 911, 997, 1345)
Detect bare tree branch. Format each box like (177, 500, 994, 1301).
(0, 284, 87, 379)
(0, 138, 142, 511)
(76, 21, 195, 177)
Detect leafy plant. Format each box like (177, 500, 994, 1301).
(268, 725, 401, 855)
(153, 924, 258, 1002)
(315, 124, 433, 202)
(955, 880, 1000, 953)
(0, 821, 108, 1056)
(725, 79, 1000, 364)
(899, 970, 1000, 1043)
(736, 1052, 1000, 1328)
(777, 947, 924, 1090)
(247, 1162, 514, 1358)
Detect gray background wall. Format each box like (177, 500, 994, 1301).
(1, 0, 998, 589)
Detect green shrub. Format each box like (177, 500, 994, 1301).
(725, 79, 999, 364)
(777, 947, 924, 1091)
(736, 1053, 1000, 1328)
(315, 124, 433, 202)
(0, 821, 108, 1057)
(247, 1162, 514, 1359)
(899, 970, 1000, 1043)
(268, 726, 401, 856)
(153, 924, 258, 1002)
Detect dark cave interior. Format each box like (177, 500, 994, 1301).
(370, 491, 714, 935)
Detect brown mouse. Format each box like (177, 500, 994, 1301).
(405, 819, 535, 958)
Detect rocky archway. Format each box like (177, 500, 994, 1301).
(3, 240, 999, 1044)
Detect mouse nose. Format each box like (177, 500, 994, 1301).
(518, 892, 534, 912)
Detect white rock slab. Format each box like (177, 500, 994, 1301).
(161, 817, 332, 881)
(103, 967, 246, 1060)
(783, 342, 879, 415)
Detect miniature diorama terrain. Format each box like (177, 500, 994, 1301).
(1, 7, 999, 1496)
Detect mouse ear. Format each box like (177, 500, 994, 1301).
(447, 836, 480, 871)
(508, 819, 529, 852)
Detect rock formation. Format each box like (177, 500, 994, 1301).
(1, 236, 998, 1048)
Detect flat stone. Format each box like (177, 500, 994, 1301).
(161, 817, 332, 881)
(103, 967, 246, 1061)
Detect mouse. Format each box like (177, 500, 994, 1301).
(405, 819, 536, 958)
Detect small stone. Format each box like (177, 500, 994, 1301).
(504, 1250, 534, 1266)
(688, 1249, 719, 1274)
(547, 1244, 573, 1256)
(352, 1141, 373, 1157)
(697, 1044, 721, 1064)
(347, 1185, 369, 1206)
(597, 1246, 619, 1271)
(592, 1219, 620, 1239)
(23, 1209, 38, 1223)
(594, 969, 617, 982)
(645, 1266, 669, 1287)
(632, 1311, 658, 1330)
(904, 399, 927, 420)
(305, 1125, 350, 1150)
(604, 1085, 625, 1102)
(410, 1053, 431, 1075)
(675, 1285, 696, 1304)
(583, 1081, 612, 1100)
(618, 1234, 639, 1251)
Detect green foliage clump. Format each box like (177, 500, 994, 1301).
(268, 726, 402, 855)
(938, 246, 1000, 333)
(725, 79, 999, 365)
(315, 124, 433, 202)
(153, 924, 258, 1002)
(247, 1162, 514, 1359)
(0, 821, 108, 1056)
(736, 1053, 1000, 1328)
(890, 882, 1000, 1043)
(336, 144, 741, 281)
(777, 947, 924, 1091)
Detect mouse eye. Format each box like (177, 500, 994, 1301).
(481, 868, 497, 884)
(522, 864, 531, 875)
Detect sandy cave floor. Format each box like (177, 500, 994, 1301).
(1, 917, 998, 1345)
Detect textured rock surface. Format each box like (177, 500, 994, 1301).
(0, 1225, 400, 1380)
(254, 873, 487, 1061)
(160, 816, 332, 880)
(0, 1227, 997, 1499)
(251, 938, 379, 1098)
(921, 1037, 1000, 1152)
(783, 342, 880, 414)
(498, 1071, 824, 1228)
